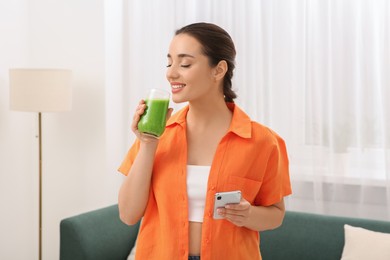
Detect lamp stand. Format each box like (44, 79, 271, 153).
(38, 112, 42, 260)
(9, 68, 72, 260)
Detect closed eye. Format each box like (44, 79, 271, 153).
(166, 64, 191, 68)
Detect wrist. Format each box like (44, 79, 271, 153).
(139, 138, 159, 150)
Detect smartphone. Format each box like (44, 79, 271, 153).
(213, 190, 242, 219)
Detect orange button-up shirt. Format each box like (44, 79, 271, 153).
(118, 103, 292, 260)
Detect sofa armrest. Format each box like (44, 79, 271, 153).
(60, 204, 140, 260)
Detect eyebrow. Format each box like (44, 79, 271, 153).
(167, 53, 195, 58)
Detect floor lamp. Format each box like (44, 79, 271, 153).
(9, 68, 72, 260)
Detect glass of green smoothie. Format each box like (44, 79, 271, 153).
(137, 88, 170, 138)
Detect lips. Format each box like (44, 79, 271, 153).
(171, 82, 186, 93)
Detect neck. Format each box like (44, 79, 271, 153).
(186, 96, 232, 129)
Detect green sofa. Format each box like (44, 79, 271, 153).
(60, 205, 390, 260)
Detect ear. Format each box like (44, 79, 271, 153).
(213, 60, 228, 81)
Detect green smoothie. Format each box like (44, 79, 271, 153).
(137, 98, 170, 137)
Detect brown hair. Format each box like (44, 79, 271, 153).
(175, 23, 237, 102)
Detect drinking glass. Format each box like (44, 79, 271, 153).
(137, 88, 170, 138)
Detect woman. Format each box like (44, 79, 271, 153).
(118, 22, 292, 260)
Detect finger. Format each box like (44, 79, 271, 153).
(223, 209, 247, 217)
(225, 198, 250, 210)
(225, 203, 245, 211)
(134, 99, 146, 113)
(224, 215, 246, 226)
(131, 114, 140, 131)
(132, 110, 143, 128)
(225, 213, 244, 221)
(135, 104, 146, 114)
(131, 102, 146, 132)
(217, 207, 245, 218)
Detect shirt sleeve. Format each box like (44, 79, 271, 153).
(255, 132, 292, 206)
(117, 139, 140, 176)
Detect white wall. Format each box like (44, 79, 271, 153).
(0, 0, 121, 259)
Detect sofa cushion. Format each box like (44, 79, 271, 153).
(260, 211, 390, 260)
(341, 224, 390, 260)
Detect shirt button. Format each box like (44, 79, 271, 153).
(205, 239, 209, 244)
(211, 186, 216, 190)
(208, 212, 212, 217)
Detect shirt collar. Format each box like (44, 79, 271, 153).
(166, 103, 252, 139)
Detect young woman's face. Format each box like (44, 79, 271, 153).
(166, 33, 219, 103)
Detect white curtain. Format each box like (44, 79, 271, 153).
(106, 0, 390, 220)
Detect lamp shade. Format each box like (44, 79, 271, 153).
(9, 68, 72, 112)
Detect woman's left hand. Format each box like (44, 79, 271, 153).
(217, 198, 252, 227)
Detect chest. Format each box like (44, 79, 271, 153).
(186, 126, 228, 166)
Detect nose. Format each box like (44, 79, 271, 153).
(166, 64, 179, 81)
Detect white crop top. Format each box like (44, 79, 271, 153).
(186, 165, 210, 223)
